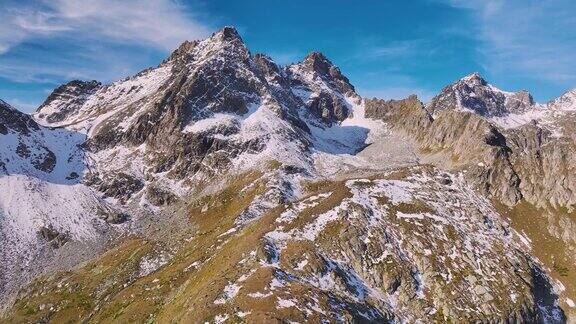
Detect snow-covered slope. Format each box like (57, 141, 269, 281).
(31, 27, 392, 204)
(427, 73, 576, 140)
(1, 26, 574, 321)
(427, 72, 535, 117)
(548, 89, 576, 111)
(1, 165, 566, 322)
(2, 27, 390, 305)
(488, 89, 576, 137)
(0, 100, 121, 302)
(35, 80, 102, 125)
(1, 100, 85, 180)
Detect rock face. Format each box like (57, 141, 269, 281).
(287, 52, 358, 124)
(365, 96, 522, 205)
(1, 166, 566, 323)
(262, 166, 560, 322)
(30, 27, 313, 203)
(507, 122, 576, 208)
(365, 95, 432, 136)
(427, 72, 535, 117)
(366, 87, 576, 320)
(37, 225, 69, 248)
(0, 100, 40, 135)
(548, 89, 576, 111)
(423, 111, 523, 205)
(36, 80, 102, 124)
(0, 100, 61, 176)
(1, 26, 574, 322)
(0, 99, 114, 308)
(367, 81, 576, 210)
(29, 27, 364, 205)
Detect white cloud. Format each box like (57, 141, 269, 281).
(446, 0, 576, 86)
(0, 48, 140, 84)
(0, 0, 211, 54)
(0, 0, 214, 102)
(346, 39, 430, 64)
(366, 40, 426, 60)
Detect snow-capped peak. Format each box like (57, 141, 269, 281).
(548, 88, 576, 111)
(295, 51, 356, 94)
(214, 26, 243, 42)
(460, 72, 488, 87)
(35, 80, 102, 124)
(427, 72, 535, 117)
(168, 26, 249, 66)
(301, 52, 334, 74)
(1, 99, 41, 135)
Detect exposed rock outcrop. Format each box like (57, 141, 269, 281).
(287, 52, 358, 124)
(427, 72, 535, 117)
(365, 96, 522, 205)
(36, 80, 102, 124)
(1, 26, 574, 322)
(507, 122, 576, 208)
(0, 100, 40, 135)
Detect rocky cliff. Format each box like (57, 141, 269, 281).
(1, 27, 574, 322)
(427, 72, 535, 117)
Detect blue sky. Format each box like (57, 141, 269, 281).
(1, 0, 575, 112)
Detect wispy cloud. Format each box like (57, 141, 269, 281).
(0, 42, 159, 84)
(0, 0, 211, 54)
(445, 0, 576, 86)
(348, 39, 438, 102)
(0, 0, 213, 99)
(363, 40, 428, 61)
(355, 71, 436, 102)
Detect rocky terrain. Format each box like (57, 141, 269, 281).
(1, 27, 575, 322)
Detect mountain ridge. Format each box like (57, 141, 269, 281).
(1, 26, 575, 322)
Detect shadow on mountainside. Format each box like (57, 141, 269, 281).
(307, 121, 370, 155)
(531, 267, 567, 323)
(1, 99, 88, 185)
(0, 122, 88, 185)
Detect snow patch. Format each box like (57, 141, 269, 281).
(214, 282, 241, 304)
(276, 297, 297, 309)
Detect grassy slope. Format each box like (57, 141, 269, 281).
(495, 201, 576, 319)
(4, 166, 573, 322)
(4, 171, 267, 323)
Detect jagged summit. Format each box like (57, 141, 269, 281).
(167, 26, 247, 65)
(216, 26, 243, 41)
(3, 24, 576, 323)
(167, 40, 199, 62)
(427, 72, 535, 117)
(253, 53, 285, 85)
(460, 72, 488, 86)
(0, 99, 13, 110)
(193, 27, 250, 65)
(548, 88, 576, 111)
(297, 51, 355, 93)
(36, 80, 102, 124)
(200, 26, 247, 53)
(0, 99, 18, 120)
(301, 52, 332, 73)
(28, 25, 357, 196)
(34, 27, 356, 130)
(1, 99, 40, 135)
(284, 50, 357, 124)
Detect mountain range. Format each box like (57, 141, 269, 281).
(1, 27, 575, 323)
